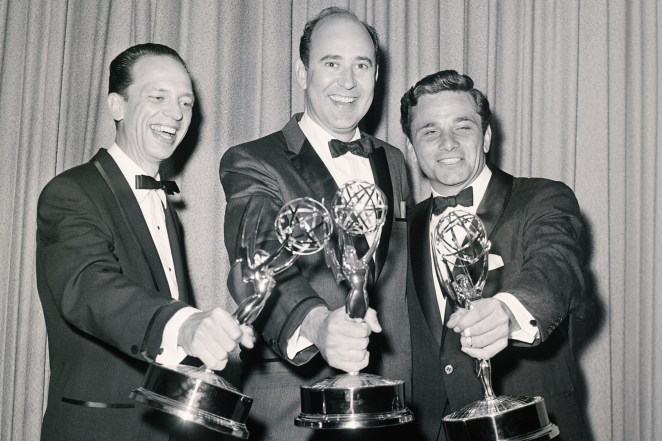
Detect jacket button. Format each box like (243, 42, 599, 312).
(444, 364, 454, 375)
(130, 345, 138, 354)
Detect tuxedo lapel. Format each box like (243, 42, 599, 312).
(477, 164, 514, 238)
(92, 149, 172, 298)
(287, 138, 338, 208)
(410, 198, 443, 347)
(369, 145, 393, 282)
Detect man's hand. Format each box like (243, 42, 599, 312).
(446, 298, 511, 359)
(301, 306, 382, 373)
(178, 307, 255, 370)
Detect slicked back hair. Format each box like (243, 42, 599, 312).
(108, 43, 189, 99)
(400, 69, 491, 141)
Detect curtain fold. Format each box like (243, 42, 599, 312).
(1, 1, 659, 440)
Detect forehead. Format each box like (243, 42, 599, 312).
(130, 55, 192, 92)
(309, 15, 375, 60)
(412, 91, 478, 124)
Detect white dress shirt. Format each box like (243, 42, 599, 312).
(429, 166, 538, 343)
(286, 113, 377, 358)
(107, 144, 197, 365)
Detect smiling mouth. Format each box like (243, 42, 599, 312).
(150, 124, 177, 140)
(329, 95, 356, 104)
(437, 157, 462, 165)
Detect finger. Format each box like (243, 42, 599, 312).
(196, 345, 229, 371)
(465, 311, 510, 338)
(206, 357, 229, 371)
(451, 308, 485, 333)
(334, 316, 371, 338)
(332, 351, 370, 373)
(461, 333, 473, 349)
(446, 307, 469, 329)
(239, 324, 255, 348)
(326, 334, 370, 354)
(214, 308, 243, 341)
(461, 324, 507, 350)
(215, 330, 242, 353)
(364, 308, 382, 333)
(461, 338, 508, 360)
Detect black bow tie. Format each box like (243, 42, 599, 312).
(135, 175, 180, 195)
(328, 137, 374, 158)
(432, 187, 473, 215)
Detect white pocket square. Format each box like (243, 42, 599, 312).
(488, 254, 504, 270)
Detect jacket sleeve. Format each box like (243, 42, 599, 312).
(503, 181, 585, 343)
(220, 145, 327, 365)
(36, 175, 188, 360)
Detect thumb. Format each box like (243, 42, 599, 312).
(364, 308, 382, 333)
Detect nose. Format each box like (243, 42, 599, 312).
(337, 66, 357, 89)
(440, 131, 458, 151)
(164, 100, 184, 121)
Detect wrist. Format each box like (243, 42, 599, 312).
(300, 306, 329, 347)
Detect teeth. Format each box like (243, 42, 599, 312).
(329, 95, 355, 104)
(150, 125, 176, 135)
(439, 158, 462, 165)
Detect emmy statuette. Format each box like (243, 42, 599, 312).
(295, 180, 414, 430)
(131, 197, 332, 438)
(433, 210, 559, 441)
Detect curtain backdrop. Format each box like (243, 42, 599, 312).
(1, 1, 659, 440)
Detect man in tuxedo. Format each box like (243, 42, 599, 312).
(220, 7, 412, 441)
(400, 69, 589, 440)
(36, 43, 253, 441)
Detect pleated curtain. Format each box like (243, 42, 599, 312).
(0, 1, 659, 440)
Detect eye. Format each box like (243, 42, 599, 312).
(180, 99, 194, 109)
(355, 62, 370, 70)
(150, 95, 165, 102)
(324, 61, 339, 68)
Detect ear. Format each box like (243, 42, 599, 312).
(406, 137, 418, 163)
(374, 64, 379, 82)
(294, 58, 308, 90)
(107, 93, 125, 122)
(483, 125, 492, 154)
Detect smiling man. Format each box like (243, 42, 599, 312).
(36, 43, 253, 441)
(220, 7, 412, 441)
(400, 69, 589, 440)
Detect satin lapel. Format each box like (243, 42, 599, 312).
(93, 149, 171, 298)
(287, 138, 338, 207)
(476, 165, 514, 238)
(410, 198, 443, 347)
(369, 146, 393, 281)
(164, 203, 189, 304)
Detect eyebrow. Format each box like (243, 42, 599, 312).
(145, 87, 194, 98)
(414, 122, 437, 133)
(454, 116, 479, 125)
(319, 54, 374, 67)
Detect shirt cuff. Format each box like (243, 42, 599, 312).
(494, 292, 539, 344)
(155, 306, 199, 366)
(286, 325, 314, 359)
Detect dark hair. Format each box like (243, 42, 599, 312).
(400, 70, 491, 141)
(108, 43, 188, 98)
(299, 6, 380, 68)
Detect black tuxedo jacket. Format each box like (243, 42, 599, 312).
(407, 165, 589, 441)
(220, 114, 412, 440)
(36, 148, 192, 440)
